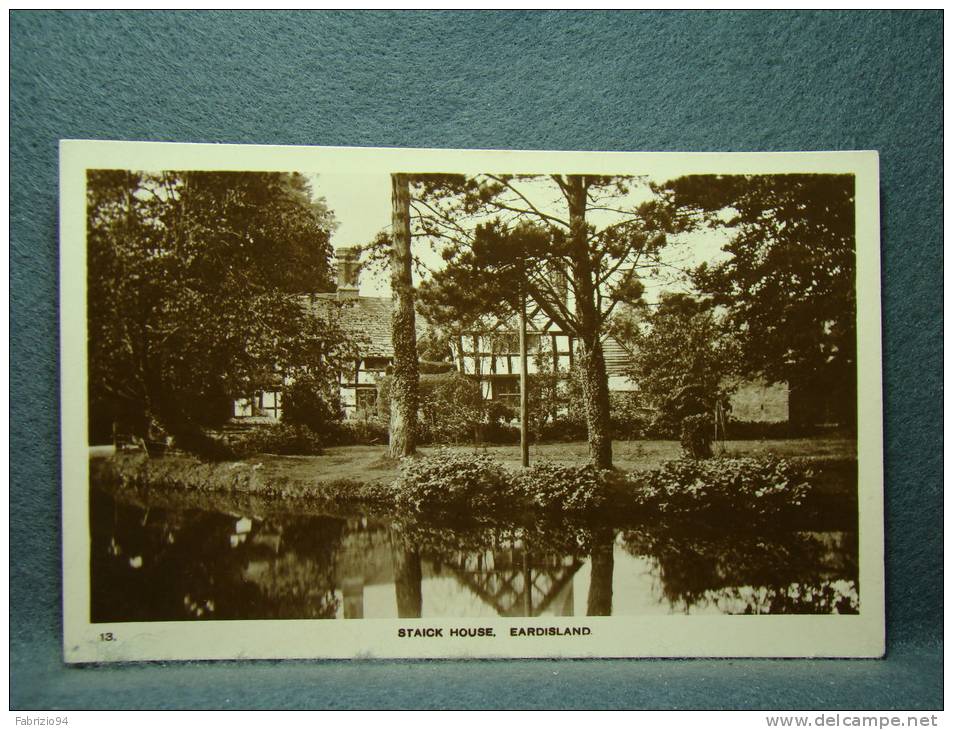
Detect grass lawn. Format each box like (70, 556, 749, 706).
(251, 437, 856, 484)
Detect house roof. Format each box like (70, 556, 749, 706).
(459, 305, 568, 337)
(303, 291, 634, 376)
(601, 335, 635, 377)
(305, 294, 429, 360)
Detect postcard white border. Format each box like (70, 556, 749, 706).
(60, 141, 884, 662)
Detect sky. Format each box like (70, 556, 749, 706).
(309, 172, 733, 302)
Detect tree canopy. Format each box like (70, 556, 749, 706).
(612, 293, 740, 436)
(665, 173, 856, 426)
(402, 173, 686, 467)
(409, 174, 678, 335)
(87, 169, 354, 444)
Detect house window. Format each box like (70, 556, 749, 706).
(233, 390, 282, 420)
(260, 390, 282, 420)
(492, 377, 521, 405)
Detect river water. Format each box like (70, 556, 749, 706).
(90, 483, 859, 622)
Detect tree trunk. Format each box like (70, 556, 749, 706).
(519, 288, 529, 468)
(566, 175, 613, 469)
(393, 543, 423, 618)
(389, 173, 419, 458)
(586, 529, 614, 616)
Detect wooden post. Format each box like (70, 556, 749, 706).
(519, 288, 529, 468)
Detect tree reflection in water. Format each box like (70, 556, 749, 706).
(392, 538, 423, 618)
(586, 529, 614, 616)
(90, 486, 342, 622)
(620, 528, 859, 615)
(90, 485, 858, 621)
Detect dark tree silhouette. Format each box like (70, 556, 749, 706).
(665, 174, 856, 428)
(86, 170, 350, 450)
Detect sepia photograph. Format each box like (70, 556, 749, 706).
(61, 142, 884, 661)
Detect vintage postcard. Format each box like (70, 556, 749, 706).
(60, 141, 884, 662)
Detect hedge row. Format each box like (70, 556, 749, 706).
(392, 449, 812, 519)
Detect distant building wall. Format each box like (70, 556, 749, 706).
(729, 380, 789, 423)
(607, 374, 638, 392)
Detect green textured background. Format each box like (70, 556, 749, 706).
(10, 10, 942, 709)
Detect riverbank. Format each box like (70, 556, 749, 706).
(91, 437, 857, 526)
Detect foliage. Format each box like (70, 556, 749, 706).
(417, 220, 555, 330)
(392, 450, 612, 516)
(419, 360, 456, 375)
(484, 399, 516, 429)
(609, 391, 648, 440)
(378, 372, 487, 445)
(613, 293, 739, 436)
(335, 417, 390, 446)
(511, 462, 609, 513)
(229, 423, 324, 457)
(410, 176, 677, 336)
(525, 371, 565, 438)
(415, 328, 456, 365)
(537, 419, 590, 443)
(664, 174, 856, 427)
(391, 520, 608, 561)
(481, 421, 521, 444)
(383, 359, 644, 445)
(628, 457, 811, 517)
(406, 174, 686, 469)
(378, 360, 642, 446)
(680, 413, 713, 459)
(280, 373, 346, 441)
(392, 449, 511, 515)
(87, 169, 353, 449)
(418, 371, 485, 444)
(621, 527, 858, 614)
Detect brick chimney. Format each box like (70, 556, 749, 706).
(334, 246, 361, 299)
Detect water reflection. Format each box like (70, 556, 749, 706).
(587, 530, 614, 616)
(90, 485, 858, 622)
(620, 528, 858, 615)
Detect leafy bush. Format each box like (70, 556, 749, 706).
(629, 457, 811, 517)
(680, 413, 713, 459)
(528, 371, 649, 443)
(336, 417, 390, 446)
(511, 461, 609, 513)
(641, 417, 679, 440)
(419, 371, 485, 444)
(166, 421, 237, 461)
(526, 371, 566, 438)
(392, 451, 612, 516)
(538, 419, 589, 443)
(481, 421, 521, 444)
(281, 375, 345, 443)
(393, 449, 512, 515)
(609, 392, 649, 440)
(229, 423, 324, 456)
(485, 400, 516, 428)
(418, 359, 456, 375)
